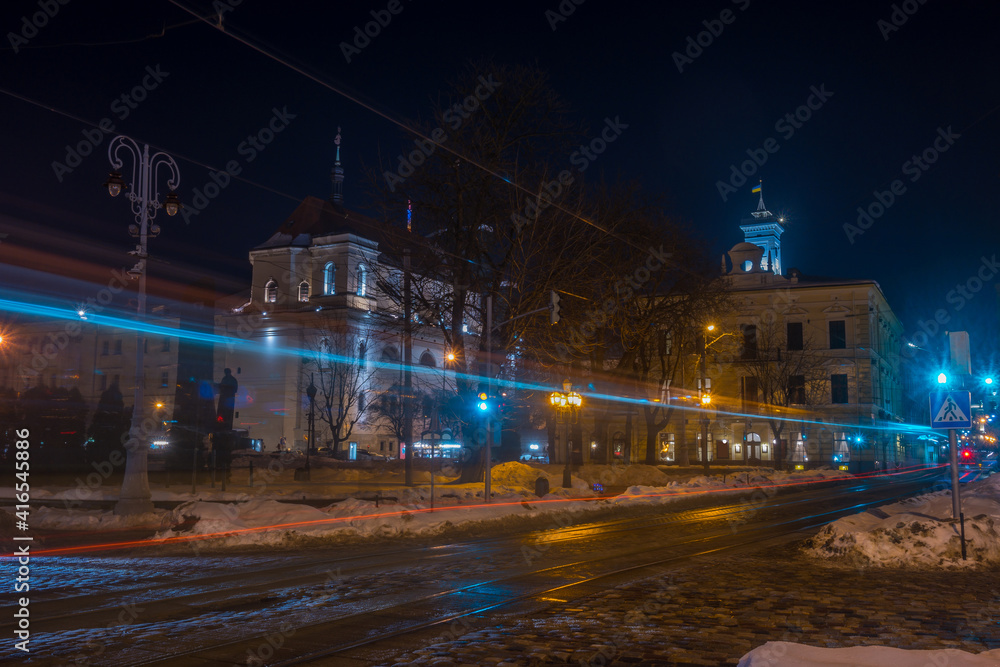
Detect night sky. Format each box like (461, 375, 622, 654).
(2, 0, 999, 370)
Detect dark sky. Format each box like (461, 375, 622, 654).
(2, 0, 1000, 372)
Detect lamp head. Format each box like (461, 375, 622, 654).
(104, 171, 125, 197)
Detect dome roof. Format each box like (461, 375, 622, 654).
(730, 242, 761, 252)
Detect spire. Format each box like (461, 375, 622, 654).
(330, 126, 344, 205)
(751, 181, 772, 220)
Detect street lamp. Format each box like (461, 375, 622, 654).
(699, 325, 714, 473)
(106, 136, 180, 516)
(549, 379, 582, 488)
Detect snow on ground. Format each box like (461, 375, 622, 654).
(805, 472, 1000, 567)
(738, 642, 1000, 666)
(2, 462, 858, 548)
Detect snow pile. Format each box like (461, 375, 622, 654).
(738, 642, 1000, 666)
(805, 474, 1000, 567)
(27, 505, 167, 530)
(150, 492, 601, 546)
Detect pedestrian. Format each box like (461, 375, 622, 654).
(279, 436, 287, 452)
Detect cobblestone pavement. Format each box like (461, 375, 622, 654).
(378, 540, 1000, 666)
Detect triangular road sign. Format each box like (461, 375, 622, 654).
(934, 395, 969, 423)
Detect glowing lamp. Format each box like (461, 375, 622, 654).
(937, 372, 948, 384)
(164, 191, 181, 216)
(104, 170, 125, 197)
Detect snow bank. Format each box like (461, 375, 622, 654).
(738, 642, 1000, 666)
(805, 473, 1000, 567)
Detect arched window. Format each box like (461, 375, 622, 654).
(264, 279, 277, 303)
(419, 351, 436, 367)
(380, 346, 400, 363)
(356, 264, 367, 297)
(358, 341, 367, 369)
(298, 281, 309, 302)
(324, 262, 335, 295)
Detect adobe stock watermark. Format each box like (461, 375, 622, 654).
(383, 74, 502, 193)
(51, 65, 170, 183)
(877, 0, 929, 41)
(902, 253, 1000, 355)
(511, 116, 628, 233)
(843, 125, 959, 244)
(672, 0, 752, 73)
(545, 0, 586, 31)
(181, 106, 296, 225)
(716, 84, 833, 202)
(6, 0, 70, 54)
(340, 0, 408, 63)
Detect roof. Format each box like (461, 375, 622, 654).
(253, 196, 397, 251)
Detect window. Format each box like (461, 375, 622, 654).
(380, 347, 400, 363)
(162, 337, 171, 352)
(99, 374, 107, 391)
(324, 262, 336, 295)
(791, 432, 807, 462)
(829, 320, 846, 349)
(356, 264, 367, 297)
(358, 392, 366, 413)
(786, 322, 803, 351)
(298, 281, 310, 302)
(379, 441, 385, 452)
(160, 371, 169, 388)
(264, 279, 278, 303)
(659, 432, 675, 462)
(113, 374, 120, 388)
(833, 432, 850, 463)
(741, 324, 757, 360)
(831, 374, 849, 404)
(788, 374, 805, 404)
(113, 339, 122, 355)
(358, 342, 367, 369)
(102, 340, 109, 355)
(741, 376, 758, 411)
(419, 351, 436, 367)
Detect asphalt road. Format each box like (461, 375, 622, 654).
(3, 468, 948, 666)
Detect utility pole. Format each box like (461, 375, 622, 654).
(485, 295, 493, 503)
(403, 249, 413, 487)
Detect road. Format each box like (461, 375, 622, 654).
(4, 468, 948, 666)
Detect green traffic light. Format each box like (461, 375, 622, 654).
(937, 372, 948, 384)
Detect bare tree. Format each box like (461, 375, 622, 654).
(732, 317, 826, 469)
(306, 318, 380, 455)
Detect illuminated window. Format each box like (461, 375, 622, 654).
(833, 431, 850, 462)
(356, 264, 367, 297)
(298, 281, 310, 302)
(264, 279, 278, 303)
(324, 262, 335, 295)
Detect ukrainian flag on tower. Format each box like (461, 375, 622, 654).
(752, 182, 762, 194)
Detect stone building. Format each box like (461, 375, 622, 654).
(660, 194, 906, 471)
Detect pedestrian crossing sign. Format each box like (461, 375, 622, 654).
(930, 391, 972, 429)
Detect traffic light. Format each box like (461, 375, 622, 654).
(961, 449, 973, 460)
(477, 392, 490, 412)
(937, 372, 948, 385)
(550, 290, 560, 325)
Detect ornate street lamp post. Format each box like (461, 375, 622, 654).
(550, 379, 582, 489)
(105, 136, 180, 516)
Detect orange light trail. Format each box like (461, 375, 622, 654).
(13, 465, 948, 557)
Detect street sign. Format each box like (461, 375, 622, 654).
(930, 391, 972, 429)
